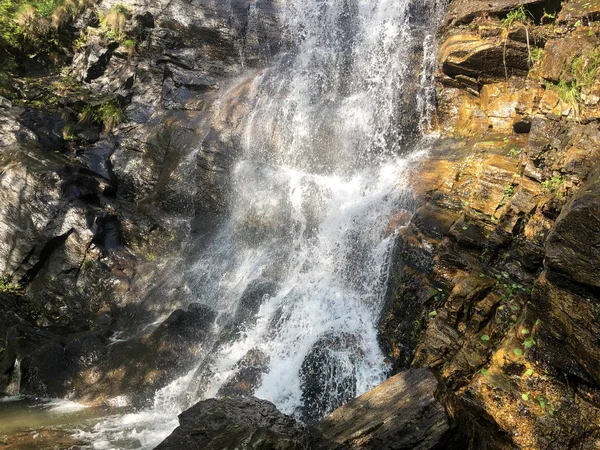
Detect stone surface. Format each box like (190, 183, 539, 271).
(155, 397, 304, 450)
(310, 368, 448, 450)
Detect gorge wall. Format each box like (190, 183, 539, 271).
(0, 0, 600, 449)
(379, 0, 600, 448)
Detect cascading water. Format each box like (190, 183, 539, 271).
(76, 0, 445, 447)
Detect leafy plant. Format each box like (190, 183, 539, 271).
(541, 176, 565, 195)
(523, 336, 536, 349)
(481, 334, 491, 341)
(514, 348, 523, 356)
(502, 6, 531, 28)
(503, 184, 516, 201)
(0, 277, 22, 293)
(540, 9, 557, 23)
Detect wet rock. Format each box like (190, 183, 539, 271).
(310, 368, 448, 450)
(232, 280, 279, 330)
(538, 32, 597, 83)
(149, 304, 217, 371)
(217, 348, 269, 397)
(545, 165, 600, 289)
(299, 332, 358, 423)
(0, 325, 108, 398)
(162, 66, 219, 110)
(155, 396, 304, 450)
(0, 429, 87, 450)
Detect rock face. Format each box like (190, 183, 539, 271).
(310, 368, 449, 450)
(378, 0, 600, 448)
(155, 397, 304, 450)
(0, 0, 285, 405)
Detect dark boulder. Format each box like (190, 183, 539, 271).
(298, 332, 358, 424)
(155, 396, 304, 450)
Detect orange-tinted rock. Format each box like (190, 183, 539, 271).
(443, 0, 552, 27)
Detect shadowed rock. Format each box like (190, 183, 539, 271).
(310, 368, 448, 450)
(155, 396, 304, 450)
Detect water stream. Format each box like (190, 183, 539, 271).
(1, 0, 444, 448)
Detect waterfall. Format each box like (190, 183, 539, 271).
(78, 0, 445, 447)
(6, 358, 21, 396)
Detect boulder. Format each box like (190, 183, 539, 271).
(299, 332, 358, 424)
(310, 368, 449, 450)
(155, 396, 304, 450)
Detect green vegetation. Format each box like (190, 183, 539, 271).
(0, 0, 89, 51)
(541, 176, 565, 195)
(101, 4, 130, 42)
(540, 9, 557, 24)
(78, 98, 125, 132)
(502, 6, 531, 28)
(548, 48, 600, 115)
(0, 277, 22, 293)
(503, 184, 516, 201)
(530, 47, 544, 63)
(549, 80, 580, 115)
(572, 48, 600, 90)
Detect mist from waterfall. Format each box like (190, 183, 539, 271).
(76, 0, 445, 447)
